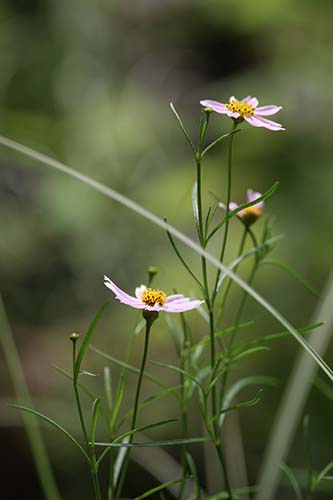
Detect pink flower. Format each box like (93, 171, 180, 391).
(219, 189, 264, 225)
(104, 276, 204, 313)
(200, 96, 285, 131)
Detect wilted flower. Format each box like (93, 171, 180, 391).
(200, 96, 284, 131)
(104, 276, 204, 312)
(219, 189, 264, 225)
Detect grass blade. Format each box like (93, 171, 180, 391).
(0, 296, 61, 500)
(9, 404, 90, 463)
(255, 272, 333, 500)
(1, 136, 332, 384)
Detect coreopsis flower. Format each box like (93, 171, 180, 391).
(200, 96, 284, 131)
(220, 189, 264, 225)
(104, 276, 204, 312)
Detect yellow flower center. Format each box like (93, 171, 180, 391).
(141, 288, 167, 306)
(241, 206, 262, 225)
(226, 100, 255, 118)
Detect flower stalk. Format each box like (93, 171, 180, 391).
(115, 312, 157, 498)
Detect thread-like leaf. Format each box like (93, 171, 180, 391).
(74, 303, 109, 384)
(95, 437, 208, 448)
(133, 478, 184, 500)
(279, 463, 302, 500)
(9, 404, 90, 463)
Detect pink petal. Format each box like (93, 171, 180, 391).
(247, 189, 264, 210)
(255, 105, 282, 116)
(229, 202, 239, 212)
(135, 285, 147, 299)
(165, 294, 186, 303)
(245, 115, 285, 131)
(226, 111, 240, 118)
(219, 201, 239, 211)
(104, 276, 144, 308)
(200, 99, 228, 114)
(242, 96, 258, 107)
(162, 300, 204, 313)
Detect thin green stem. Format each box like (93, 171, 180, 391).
(179, 316, 189, 500)
(116, 317, 154, 498)
(216, 227, 248, 327)
(194, 112, 233, 498)
(72, 338, 101, 500)
(72, 340, 90, 448)
(211, 123, 238, 306)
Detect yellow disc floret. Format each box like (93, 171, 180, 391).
(241, 206, 263, 225)
(141, 288, 167, 306)
(226, 100, 255, 118)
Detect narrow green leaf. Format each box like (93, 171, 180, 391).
(192, 181, 203, 243)
(186, 452, 201, 500)
(95, 437, 208, 448)
(207, 181, 279, 243)
(96, 419, 178, 467)
(90, 345, 171, 391)
(279, 463, 302, 500)
(165, 222, 204, 293)
(79, 370, 99, 377)
(231, 346, 269, 364)
(303, 415, 313, 495)
(219, 376, 278, 428)
(118, 385, 182, 427)
(133, 478, 184, 500)
(191, 321, 254, 354)
(54, 365, 96, 400)
(170, 102, 196, 155)
(216, 390, 262, 424)
(216, 235, 284, 292)
(91, 398, 101, 448)
(9, 404, 90, 463)
(316, 461, 333, 488)
(104, 366, 113, 412)
(164, 314, 181, 356)
(261, 258, 320, 298)
(233, 322, 324, 354)
(151, 360, 205, 395)
(113, 418, 178, 445)
(74, 303, 109, 383)
(202, 129, 241, 157)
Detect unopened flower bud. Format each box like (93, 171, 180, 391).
(70, 332, 80, 343)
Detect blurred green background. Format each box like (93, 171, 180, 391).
(1, 0, 333, 499)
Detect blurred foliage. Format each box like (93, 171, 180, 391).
(1, 0, 333, 499)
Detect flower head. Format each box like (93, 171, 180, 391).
(200, 96, 285, 131)
(104, 276, 204, 313)
(219, 189, 264, 225)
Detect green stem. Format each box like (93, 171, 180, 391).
(216, 227, 248, 327)
(216, 441, 233, 498)
(195, 112, 233, 498)
(116, 317, 154, 498)
(72, 340, 90, 448)
(72, 338, 101, 500)
(211, 123, 238, 307)
(0, 296, 61, 500)
(179, 315, 190, 500)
